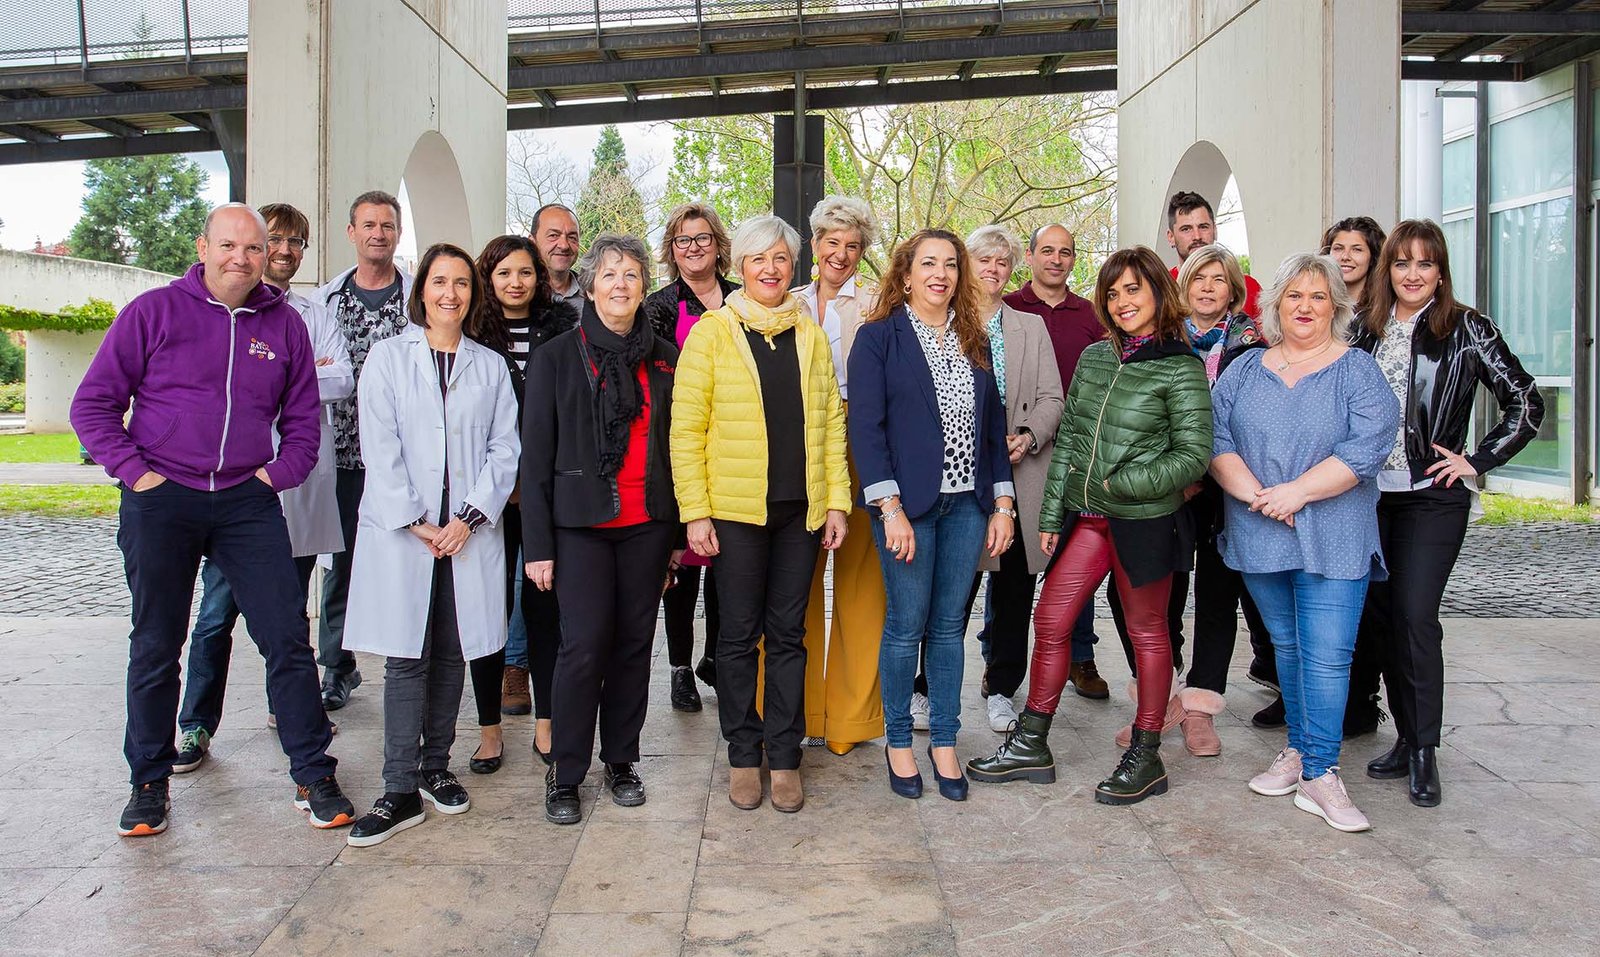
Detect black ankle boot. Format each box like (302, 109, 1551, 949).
(1366, 739, 1411, 780)
(966, 709, 1055, 783)
(1095, 728, 1168, 806)
(1408, 745, 1441, 807)
(1342, 693, 1387, 739)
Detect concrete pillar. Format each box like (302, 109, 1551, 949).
(211, 109, 247, 204)
(245, 0, 508, 286)
(1117, 0, 1400, 278)
(1400, 80, 1444, 222)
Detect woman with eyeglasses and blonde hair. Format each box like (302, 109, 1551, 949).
(644, 202, 739, 713)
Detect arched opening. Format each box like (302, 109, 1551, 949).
(1159, 141, 1250, 275)
(398, 130, 473, 265)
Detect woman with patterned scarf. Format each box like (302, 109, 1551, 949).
(521, 233, 681, 826)
(670, 215, 851, 815)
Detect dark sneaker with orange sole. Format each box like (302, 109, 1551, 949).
(118, 779, 170, 837)
(294, 775, 356, 829)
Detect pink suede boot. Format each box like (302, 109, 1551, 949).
(1178, 688, 1226, 757)
(1115, 680, 1186, 748)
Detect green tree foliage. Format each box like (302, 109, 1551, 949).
(665, 94, 1116, 283)
(67, 156, 210, 276)
(0, 334, 23, 384)
(577, 126, 649, 240)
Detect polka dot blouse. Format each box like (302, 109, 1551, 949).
(910, 311, 978, 494)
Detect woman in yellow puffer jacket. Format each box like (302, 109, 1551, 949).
(670, 215, 852, 815)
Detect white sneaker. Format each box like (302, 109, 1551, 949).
(910, 692, 931, 732)
(986, 694, 1019, 733)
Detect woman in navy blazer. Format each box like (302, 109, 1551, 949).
(848, 228, 1016, 801)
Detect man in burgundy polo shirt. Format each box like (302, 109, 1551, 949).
(1001, 223, 1109, 700)
(1166, 190, 1261, 318)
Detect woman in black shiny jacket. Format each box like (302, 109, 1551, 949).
(1349, 219, 1543, 809)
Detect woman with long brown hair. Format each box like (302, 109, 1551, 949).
(1322, 216, 1388, 322)
(1352, 219, 1542, 808)
(848, 228, 1016, 801)
(968, 246, 1212, 807)
(460, 235, 578, 773)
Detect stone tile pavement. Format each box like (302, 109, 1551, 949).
(1, 613, 1597, 956)
(4, 515, 1599, 619)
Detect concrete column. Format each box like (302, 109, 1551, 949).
(1117, 0, 1401, 277)
(245, 0, 508, 286)
(1401, 80, 1444, 222)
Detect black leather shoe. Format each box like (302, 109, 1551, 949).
(694, 656, 717, 690)
(1408, 745, 1442, 807)
(603, 762, 647, 807)
(670, 667, 703, 713)
(469, 746, 503, 775)
(321, 668, 362, 711)
(1251, 695, 1286, 729)
(545, 780, 582, 825)
(1366, 739, 1411, 780)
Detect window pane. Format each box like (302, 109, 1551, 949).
(1490, 98, 1574, 203)
(1501, 385, 1572, 481)
(1442, 216, 1475, 308)
(1443, 137, 1475, 212)
(1488, 196, 1573, 377)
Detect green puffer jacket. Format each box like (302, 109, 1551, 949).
(1039, 337, 1213, 530)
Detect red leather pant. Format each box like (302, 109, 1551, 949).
(1026, 516, 1174, 731)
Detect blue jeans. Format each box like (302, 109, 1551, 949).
(1070, 602, 1098, 663)
(1242, 570, 1369, 778)
(505, 546, 530, 670)
(875, 492, 987, 749)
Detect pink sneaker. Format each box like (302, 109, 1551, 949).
(1248, 747, 1303, 796)
(1294, 768, 1371, 832)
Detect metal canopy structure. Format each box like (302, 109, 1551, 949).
(1, 0, 1600, 165)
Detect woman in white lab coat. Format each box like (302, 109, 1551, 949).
(342, 242, 520, 848)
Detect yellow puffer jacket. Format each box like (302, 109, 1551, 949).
(670, 306, 852, 529)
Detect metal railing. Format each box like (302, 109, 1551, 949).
(0, 0, 1028, 65)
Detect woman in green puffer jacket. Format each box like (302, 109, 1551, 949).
(968, 245, 1213, 806)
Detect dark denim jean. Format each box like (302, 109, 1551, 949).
(1242, 570, 1369, 779)
(874, 492, 987, 749)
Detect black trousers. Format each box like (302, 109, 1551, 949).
(663, 564, 720, 668)
(1108, 569, 1188, 678)
(523, 571, 562, 720)
(317, 467, 363, 677)
(118, 479, 334, 786)
(712, 501, 821, 771)
(1359, 484, 1470, 748)
(1183, 484, 1274, 695)
(550, 520, 675, 786)
(464, 503, 525, 730)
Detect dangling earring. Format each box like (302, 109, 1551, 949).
(902, 283, 912, 296)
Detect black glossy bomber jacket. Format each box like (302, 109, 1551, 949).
(1349, 304, 1543, 484)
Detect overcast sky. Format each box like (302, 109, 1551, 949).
(0, 123, 671, 259)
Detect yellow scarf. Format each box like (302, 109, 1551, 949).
(724, 289, 803, 350)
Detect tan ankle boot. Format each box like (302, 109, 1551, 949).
(729, 766, 762, 810)
(1178, 688, 1226, 756)
(770, 768, 804, 813)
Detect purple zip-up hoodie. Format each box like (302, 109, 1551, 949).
(71, 263, 320, 493)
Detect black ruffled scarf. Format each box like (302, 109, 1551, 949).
(580, 302, 653, 478)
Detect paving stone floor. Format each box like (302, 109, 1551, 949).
(4, 515, 1599, 619)
(1, 613, 1597, 956)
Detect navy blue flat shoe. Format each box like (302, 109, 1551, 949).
(928, 746, 969, 801)
(886, 745, 923, 799)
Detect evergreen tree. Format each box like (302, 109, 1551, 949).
(68, 156, 210, 276)
(577, 126, 648, 240)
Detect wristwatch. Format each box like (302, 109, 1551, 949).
(994, 506, 1018, 520)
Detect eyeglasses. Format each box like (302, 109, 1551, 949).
(267, 236, 309, 252)
(671, 232, 715, 250)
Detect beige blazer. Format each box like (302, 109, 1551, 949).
(982, 302, 1066, 575)
(794, 275, 879, 394)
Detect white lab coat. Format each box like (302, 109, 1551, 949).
(277, 289, 353, 557)
(342, 326, 520, 661)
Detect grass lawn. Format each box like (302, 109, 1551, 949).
(1479, 492, 1594, 525)
(0, 484, 118, 518)
(0, 432, 81, 464)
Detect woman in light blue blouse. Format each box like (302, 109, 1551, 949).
(1209, 253, 1398, 834)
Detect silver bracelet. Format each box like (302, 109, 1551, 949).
(879, 504, 904, 524)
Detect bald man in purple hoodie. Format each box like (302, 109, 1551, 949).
(72, 203, 355, 838)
